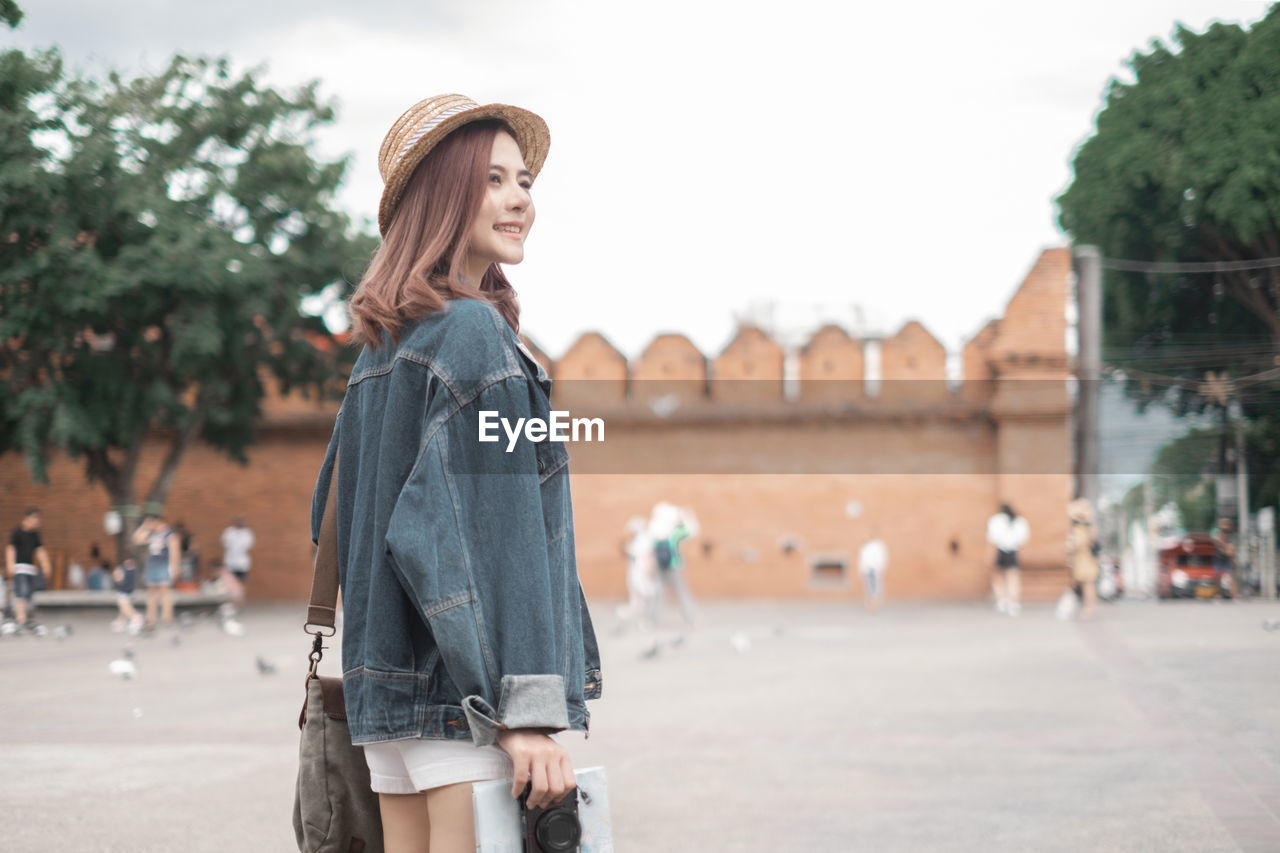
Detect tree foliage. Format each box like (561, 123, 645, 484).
(1056, 8, 1280, 516)
(0, 33, 376, 547)
(0, 1, 21, 28)
(1059, 9, 1280, 350)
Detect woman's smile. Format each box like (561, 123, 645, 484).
(465, 131, 535, 283)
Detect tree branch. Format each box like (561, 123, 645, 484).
(85, 448, 119, 493)
(122, 433, 143, 492)
(144, 412, 204, 510)
(1202, 223, 1280, 342)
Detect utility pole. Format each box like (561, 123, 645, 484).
(1074, 246, 1102, 507)
(1143, 478, 1156, 595)
(1233, 400, 1250, 583)
(1203, 372, 1248, 584)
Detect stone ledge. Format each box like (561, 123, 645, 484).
(29, 590, 233, 609)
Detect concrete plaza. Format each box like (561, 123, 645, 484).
(1, 596, 1278, 852)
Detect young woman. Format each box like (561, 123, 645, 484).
(987, 503, 1029, 616)
(132, 513, 180, 630)
(1066, 498, 1099, 620)
(310, 95, 601, 853)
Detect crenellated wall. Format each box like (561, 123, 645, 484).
(0, 249, 1075, 603)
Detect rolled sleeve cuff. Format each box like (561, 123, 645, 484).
(461, 674, 570, 747)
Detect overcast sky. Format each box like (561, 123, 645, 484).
(7, 0, 1276, 359)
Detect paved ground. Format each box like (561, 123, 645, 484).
(1, 596, 1278, 852)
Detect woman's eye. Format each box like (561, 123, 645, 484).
(520, 181, 533, 190)
(489, 175, 502, 184)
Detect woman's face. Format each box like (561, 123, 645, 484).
(464, 130, 535, 282)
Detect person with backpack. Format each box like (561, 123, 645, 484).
(1066, 498, 1100, 621)
(648, 502, 698, 627)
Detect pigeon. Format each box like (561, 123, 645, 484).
(108, 659, 137, 679)
(170, 633, 182, 647)
(256, 656, 277, 676)
(122, 646, 135, 659)
(53, 625, 70, 641)
(222, 619, 245, 637)
(1264, 619, 1280, 632)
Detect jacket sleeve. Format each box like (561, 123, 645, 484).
(384, 375, 571, 747)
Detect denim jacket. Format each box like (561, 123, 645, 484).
(310, 298, 602, 747)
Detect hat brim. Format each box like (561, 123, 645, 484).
(378, 103, 549, 236)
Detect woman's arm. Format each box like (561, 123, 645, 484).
(168, 533, 181, 578)
(385, 378, 576, 737)
(132, 521, 151, 545)
(385, 377, 582, 806)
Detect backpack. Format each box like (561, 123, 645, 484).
(654, 539, 674, 570)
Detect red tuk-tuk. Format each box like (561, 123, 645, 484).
(1157, 533, 1230, 599)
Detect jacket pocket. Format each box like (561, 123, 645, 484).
(535, 441, 571, 544)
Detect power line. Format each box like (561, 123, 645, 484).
(1102, 255, 1280, 273)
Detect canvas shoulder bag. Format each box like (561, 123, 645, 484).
(293, 455, 384, 853)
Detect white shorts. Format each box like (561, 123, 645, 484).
(362, 738, 513, 795)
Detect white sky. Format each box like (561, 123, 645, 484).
(7, 0, 1276, 359)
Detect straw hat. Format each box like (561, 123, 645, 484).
(1067, 498, 1095, 524)
(376, 94, 550, 235)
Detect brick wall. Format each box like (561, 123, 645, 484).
(0, 249, 1074, 601)
(798, 324, 865, 402)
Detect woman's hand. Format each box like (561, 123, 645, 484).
(495, 729, 575, 809)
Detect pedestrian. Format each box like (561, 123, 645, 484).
(220, 516, 255, 620)
(173, 522, 199, 585)
(987, 503, 1029, 616)
(220, 516, 255, 592)
(1065, 498, 1099, 621)
(86, 543, 112, 591)
(648, 502, 699, 627)
(1212, 516, 1237, 599)
(618, 516, 656, 629)
(858, 534, 889, 611)
(133, 513, 180, 631)
(6, 508, 51, 630)
(110, 558, 143, 634)
(311, 94, 601, 852)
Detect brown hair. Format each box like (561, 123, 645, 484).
(349, 120, 520, 347)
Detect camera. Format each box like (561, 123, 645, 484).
(520, 786, 581, 852)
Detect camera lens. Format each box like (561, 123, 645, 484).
(535, 808, 582, 852)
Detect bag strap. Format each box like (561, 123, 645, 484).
(305, 453, 340, 650)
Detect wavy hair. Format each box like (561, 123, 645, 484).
(349, 120, 520, 347)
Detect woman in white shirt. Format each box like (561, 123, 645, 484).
(987, 504, 1030, 616)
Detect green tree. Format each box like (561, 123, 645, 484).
(1150, 427, 1220, 531)
(1, 23, 376, 557)
(0, 0, 22, 28)
(1057, 8, 1280, 517)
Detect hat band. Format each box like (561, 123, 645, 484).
(398, 104, 476, 164)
